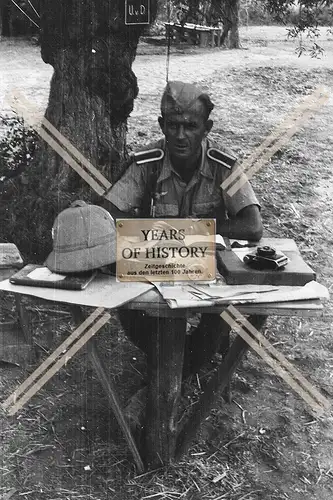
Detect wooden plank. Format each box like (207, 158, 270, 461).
(87, 337, 145, 473)
(145, 316, 187, 468)
(70, 306, 145, 474)
(124, 289, 323, 317)
(199, 31, 209, 47)
(175, 315, 267, 460)
(0, 322, 34, 365)
(14, 294, 33, 346)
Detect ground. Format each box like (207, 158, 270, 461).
(0, 26, 333, 500)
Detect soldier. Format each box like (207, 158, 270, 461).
(103, 81, 263, 375)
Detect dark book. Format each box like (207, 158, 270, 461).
(216, 238, 316, 286)
(10, 264, 97, 290)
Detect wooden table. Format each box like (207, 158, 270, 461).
(0, 276, 324, 471)
(123, 289, 323, 468)
(165, 22, 222, 48)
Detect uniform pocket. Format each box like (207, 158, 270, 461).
(154, 203, 179, 217)
(192, 201, 222, 217)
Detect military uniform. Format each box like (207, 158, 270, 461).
(107, 80, 261, 377)
(107, 138, 260, 376)
(106, 138, 259, 219)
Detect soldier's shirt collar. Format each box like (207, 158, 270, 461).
(157, 139, 213, 184)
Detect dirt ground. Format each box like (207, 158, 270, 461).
(1, 26, 333, 500)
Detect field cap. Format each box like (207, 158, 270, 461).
(160, 81, 214, 117)
(45, 200, 116, 273)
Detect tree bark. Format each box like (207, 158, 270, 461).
(228, 0, 240, 48)
(0, 0, 11, 37)
(7, 0, 156, 261)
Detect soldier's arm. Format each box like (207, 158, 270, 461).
(208, 147, 263, 241)
(217, 204, 263, 242)
(100, 147, 164, 219)
(100, 199, 137, 220)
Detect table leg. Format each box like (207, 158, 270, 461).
(0, 294, 34, 366)
(70, 306, 145, 473)
(14, 295, 33, 345)
(175, 315, 267, 460)
(145, 316, 187, 469)
(199, 32, 208, 47)
(211, 30, 215, 47)
(217, 30, 221, 47)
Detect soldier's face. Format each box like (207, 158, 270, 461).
(159, 101, 213, 165)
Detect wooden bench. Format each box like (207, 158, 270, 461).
(0, 243, 33, 365)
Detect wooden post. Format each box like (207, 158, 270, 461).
(210, 29, 215, 47)
(217, 29, 221, 48)
(14, 294, 33, 347)
(199, 31, 209, 47)
(176, 315, 267, 459)
(145, 316, 187, 468)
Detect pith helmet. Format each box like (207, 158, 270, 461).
(45, 200, 116, 273)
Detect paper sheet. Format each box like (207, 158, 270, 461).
(27, 267, 66, 282)
(0, 274, 154, 309)
(0, 273, 328, 311)
(153, 281, 329, 309)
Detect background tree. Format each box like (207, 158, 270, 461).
(1, 0, 332, 261)
(0, 0, 40, 36)
(2, 0, 157, 261)
(265, 0, 333, 56)
(0, 0, 12, 36)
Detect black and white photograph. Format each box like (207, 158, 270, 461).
(0, 1, 332, 499)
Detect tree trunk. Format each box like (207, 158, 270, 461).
(0, 0, 11, 37)
(6, 0, 156, 261)
(228, 0, 240, 48)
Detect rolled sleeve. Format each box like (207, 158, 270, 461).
(222, 167, 260, 217)
(107, 163, 147, 212)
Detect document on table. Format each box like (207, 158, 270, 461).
(153, 281, 329, 309)
(0, 274, 154, 309)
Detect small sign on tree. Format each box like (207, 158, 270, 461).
(125, 0, 150, 25)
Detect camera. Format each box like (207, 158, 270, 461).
(243, 246, 289, 271)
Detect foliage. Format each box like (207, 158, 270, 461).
(161, 1, 333, 55)
(0, 115, 38, 179)
(265, 0, 333, 56)
(0, 115, 52, 260)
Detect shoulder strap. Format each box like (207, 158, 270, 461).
(131, 147, 165, 217)
(207, 147, 237, 170)
(133, 148, 164, 165)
